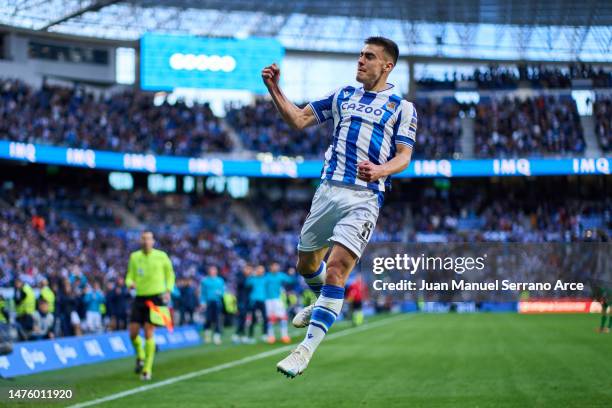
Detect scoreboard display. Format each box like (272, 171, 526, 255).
(140, 33, 284, 93)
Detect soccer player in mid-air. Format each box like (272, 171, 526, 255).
(126, 231, 175, 380)
(262, 36, 417, 378)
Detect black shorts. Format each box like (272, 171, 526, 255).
(130, 295, 165, 325)
(352, 300, 363, 310)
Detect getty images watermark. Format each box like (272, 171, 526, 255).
(372, 253, 487, 275)
(369, 252, 585, 292)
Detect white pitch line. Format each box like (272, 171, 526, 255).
(67, 314, 409, 408)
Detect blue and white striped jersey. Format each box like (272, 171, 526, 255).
(308, 83, 417, 193)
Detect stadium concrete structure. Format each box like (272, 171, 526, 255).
(0, 1, 610, 407)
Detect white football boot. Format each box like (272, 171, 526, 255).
(276, 345, 312, 378)
(292, 304, 315, 328)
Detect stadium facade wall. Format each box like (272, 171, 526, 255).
(0, 32, 115, 86)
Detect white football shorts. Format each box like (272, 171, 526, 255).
(265, 298, 287, 319)
(297, 180, 380, 258)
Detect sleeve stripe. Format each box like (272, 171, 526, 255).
(307, 102, 324, 124)
(396, 135, 415, 147)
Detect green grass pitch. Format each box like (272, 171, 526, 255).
(3, 313, 611, 407)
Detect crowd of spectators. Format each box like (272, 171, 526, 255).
(226, 97, 464, 159)
(3, 77, 606, 160)
(110, 188, 240, 234)
(9, 184, 119, 228)
(413, 99, 463, 159)
(226, 99, 332, 158)
(2, 68, 610, 343)
(409, 182, 610, 243)
(0, 79, 232, 156)
(1, 175, 610, 341)
(417, 64, 612, 90)
(0, 207, 297, 341)
(594, 96, 612, 152)
(4, 179, 607, 290)
(0, 180, 306, 341)
(473, 96, 585, 157)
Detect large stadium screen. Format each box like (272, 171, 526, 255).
(140, 33, 284, 93)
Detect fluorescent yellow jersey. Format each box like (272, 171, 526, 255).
(40, 286, 55, 313)
(126, 249, 175, 296)
(16, 284, 36, 316)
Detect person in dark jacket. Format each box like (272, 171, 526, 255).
(178, 278, 198, 325)
(233, 264, 253, 343)
(106, 277, 130, 331)
(57, 279, 81, 336)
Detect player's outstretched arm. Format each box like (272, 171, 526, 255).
(262, 63, 317, 130)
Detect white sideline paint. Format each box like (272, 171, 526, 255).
(67, 314, 409, 408)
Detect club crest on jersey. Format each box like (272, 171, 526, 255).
(385, 101, 397, 111)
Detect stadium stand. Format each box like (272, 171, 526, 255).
(594, 96, 612, 152)
(417, 64, 612, 91)
(3, 78, 600, 160)
(473, 96, 585, 157)
(2, 172, 609, 340)
(225, 99, 332, 158)
(0, 79, 233, 156)
(413, 99, 463, 159)
(2, 77, 605, 159)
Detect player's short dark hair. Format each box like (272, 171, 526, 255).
(364, 36, 399, 65)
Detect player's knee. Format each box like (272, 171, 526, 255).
(128, 324, 139, 339)
(296, 256, 318, 276)
(143, 324, 155, 339)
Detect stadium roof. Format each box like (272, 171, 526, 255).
(1, 0, 611, 61)
(135, 0, 612, 27)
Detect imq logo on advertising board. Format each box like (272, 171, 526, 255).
(140, 33, 284, 93)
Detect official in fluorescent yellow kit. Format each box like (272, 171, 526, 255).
(126, 231, 175, 381)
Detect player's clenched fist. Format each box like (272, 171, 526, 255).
(261, 63, 280, 88)
(357, 161, 385, 182)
